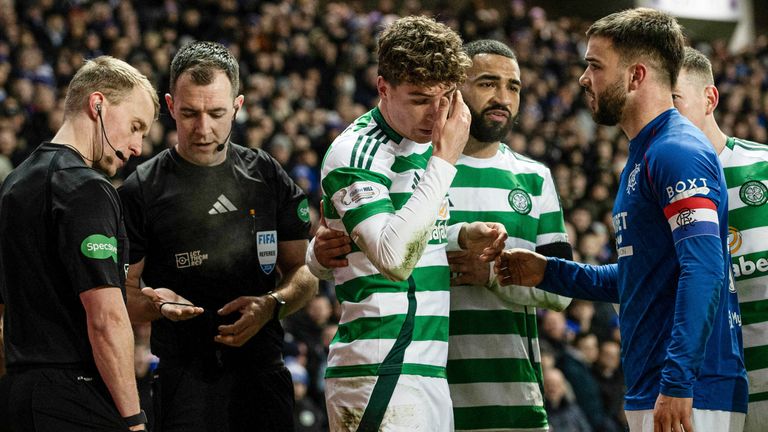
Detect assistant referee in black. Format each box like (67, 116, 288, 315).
(0, 56, 158, 431)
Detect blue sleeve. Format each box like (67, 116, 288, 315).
(660, 230, 724, 398)
(646, 128, 726, 397)
(539, 259, 619, 303)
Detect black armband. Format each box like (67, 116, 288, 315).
(536, 241, 573, 260)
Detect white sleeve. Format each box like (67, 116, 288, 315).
(446, 222, 467, 252)
(305, 237, 334, 281)
(487, 262, 572, 311)
(345, 156, 456, 281)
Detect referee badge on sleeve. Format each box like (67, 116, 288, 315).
(257, 230, 278, 274)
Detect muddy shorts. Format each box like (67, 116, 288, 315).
(325, 374, 452, 432)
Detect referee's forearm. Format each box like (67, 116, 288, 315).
(125, 259, 162, 322)
(83, 288, 141, 418)
(126, 283, 161, 322)
(277, 265, 318, 318)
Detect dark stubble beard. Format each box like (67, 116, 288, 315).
(468, 104, 518, 143)
(592, 79, 627, 126)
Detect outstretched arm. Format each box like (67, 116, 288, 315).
(495, 249, 619, 303)
(125, 258, 203, 323)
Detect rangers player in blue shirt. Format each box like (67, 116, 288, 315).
(495, 8, 748, 432)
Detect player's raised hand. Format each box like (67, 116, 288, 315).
(431, 89, 470, 165)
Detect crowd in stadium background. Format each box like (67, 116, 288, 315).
(0, 0, 766, 431)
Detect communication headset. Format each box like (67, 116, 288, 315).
(215, 106, 239, 152)
(96, 103, 127, 162)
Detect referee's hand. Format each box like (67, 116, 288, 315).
(142, 287, 204, 321)
(214, 295, 272, 347)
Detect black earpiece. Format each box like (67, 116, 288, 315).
(95, 102, 127, 162)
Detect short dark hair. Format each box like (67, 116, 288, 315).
(463, 39, 517, 62)
(169, 41, 240, 96)
(587, 7, 685, 89)
(377, 16, 471, 86)
(681, 46, 714, 86)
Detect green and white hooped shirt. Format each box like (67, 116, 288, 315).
(720, 136, 768, 405)
(321, 107, 454, 381)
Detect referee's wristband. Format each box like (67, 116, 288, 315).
(124, 410, 147, 427)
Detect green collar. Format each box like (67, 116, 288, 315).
(371, 106, 404, 143)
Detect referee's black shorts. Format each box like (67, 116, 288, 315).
(153, 360, 295, 432)
(0, 368, 128, 432)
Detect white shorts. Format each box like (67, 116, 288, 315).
(325, 375, 453, 431)
(744, 399, 768, 432)
(626, 408, 745, 432)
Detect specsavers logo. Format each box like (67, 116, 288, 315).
(297, 198, 310, 222)
(81, 234, 117, 263)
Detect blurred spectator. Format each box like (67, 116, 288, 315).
(284, 295, 334, 409)
(542, 310, 615, 431)
(544, 367, 593, 432)
(566, 299, 595, 334)
(287, 358, 326, 432)
(540, 310, 574, 346)
(0, 155, 11, 184)
(574, 332, 599, 366)
(593, 340, 627, 431)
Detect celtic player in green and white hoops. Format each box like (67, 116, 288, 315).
(446, 40, 573, 431)
(311, 17, 506, 431)
(674, 47, 767, 432)
(311, 39, 573, 431)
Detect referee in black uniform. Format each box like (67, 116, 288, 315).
(0, 56, 158, 431)
(119, 41, 318, 432)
